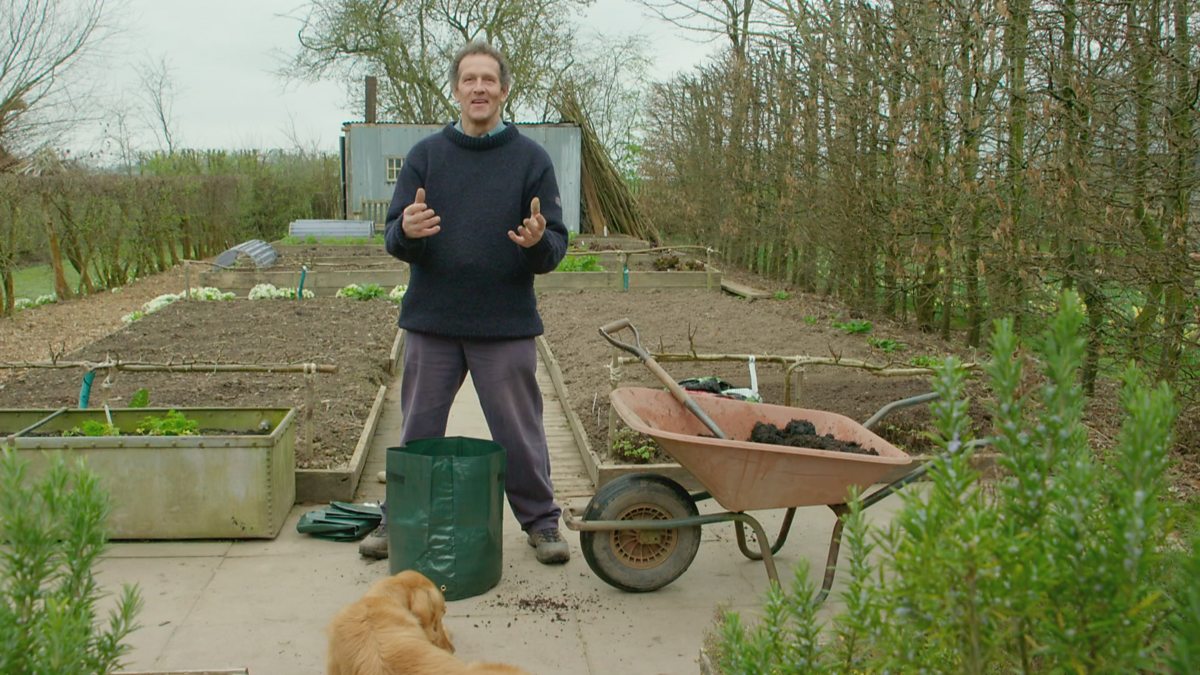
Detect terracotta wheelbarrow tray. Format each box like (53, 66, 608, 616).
(563, 319, 941, 600)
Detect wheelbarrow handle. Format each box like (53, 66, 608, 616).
(598, 318, 728, 440)
(862, 391, 940, 430)
(598, 318, 644, 357)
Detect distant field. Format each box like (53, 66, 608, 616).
(12, 262, 83, 300)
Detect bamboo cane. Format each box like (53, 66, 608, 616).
(0, 361, 338, 374)
(555, 89, 658, 243)
(616, 352, 973, 377)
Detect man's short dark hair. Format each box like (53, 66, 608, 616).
(449, 41, 511, 91)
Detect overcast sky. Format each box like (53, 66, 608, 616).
(72, 0, 719, 157)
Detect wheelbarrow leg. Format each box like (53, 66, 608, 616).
(812, 456, 955, 603)
(729, 512, 781, 587)
(734, 508, 797, 560)
(815, 504, 850, 604)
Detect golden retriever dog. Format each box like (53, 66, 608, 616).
(327, 570, 530, 675)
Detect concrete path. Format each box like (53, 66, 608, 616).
(99, 353, 912, 675)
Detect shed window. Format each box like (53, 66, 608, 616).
(386, 156, 405, 183)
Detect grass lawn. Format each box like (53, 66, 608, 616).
(12, 262, 82, 300)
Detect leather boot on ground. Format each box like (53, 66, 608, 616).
(358, 524, 388, 559)
(527, 528, 570, 564)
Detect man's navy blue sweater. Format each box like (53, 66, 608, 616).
(384, 123, 568, 339)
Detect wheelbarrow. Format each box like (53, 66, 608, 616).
(563, 318, 941, 600)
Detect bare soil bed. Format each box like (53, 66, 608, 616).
(229, 248, 403, 271)
(0, 298, 397, 469)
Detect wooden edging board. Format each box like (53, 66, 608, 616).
(596, 460, 706, 492)
(535, 268, 722, 292)
(720, 279, 773, 300)
(388, 328, 404, 376)
(535, 336, 707, 491)
(535, 336, 597, 488)
(294, 383, 387, 503)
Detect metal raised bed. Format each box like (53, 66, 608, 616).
(2, 407, 296, 539)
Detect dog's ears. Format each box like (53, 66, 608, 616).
(407, 583, 436, 623)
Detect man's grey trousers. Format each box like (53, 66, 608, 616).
(396, 330, 561, 534)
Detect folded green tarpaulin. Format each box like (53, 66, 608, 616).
(330, 501, 383, 518)
(296, 502, 382, 541)
(297, 514, 374, 540)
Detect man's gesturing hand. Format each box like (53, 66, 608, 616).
(509, 197, 545, 248)
(402, 187, 441, 238)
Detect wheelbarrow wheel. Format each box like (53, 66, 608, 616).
(580, 473, 701, 592)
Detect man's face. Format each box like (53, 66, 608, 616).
(453, 54, 508, 131)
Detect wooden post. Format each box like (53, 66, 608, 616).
(303, 365, 316, 463)
(607, 348, 622, 452)
(790, 365, 806, 407)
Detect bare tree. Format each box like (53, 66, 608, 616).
(0, 0, 112, 163)
(550, 35, 652, 175)
(136, 54, 179, 154)
(637, 0, 770, 60)
(285, 0, 590, 124)
(97, 102, 139, 174)
(280, 111, 325, 156)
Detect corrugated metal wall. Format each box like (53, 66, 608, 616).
(343, 123, 582, 233)
(517, 124, 582, 234)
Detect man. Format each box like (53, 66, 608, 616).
(359, 41, 570, 565)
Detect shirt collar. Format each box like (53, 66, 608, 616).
(454, 119, 506, 137)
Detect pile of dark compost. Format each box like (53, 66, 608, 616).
(749, 419, 878, 456)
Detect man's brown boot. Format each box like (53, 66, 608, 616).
(358, 524, 388, 559)
(527, 528, 570, 565)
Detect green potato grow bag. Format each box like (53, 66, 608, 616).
(386, 436, 505, 600)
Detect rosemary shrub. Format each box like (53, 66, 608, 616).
(716, 292, 1195, 672)
(0, 450, 142, 674)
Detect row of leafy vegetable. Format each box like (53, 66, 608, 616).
(119, 283, 408, 323)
